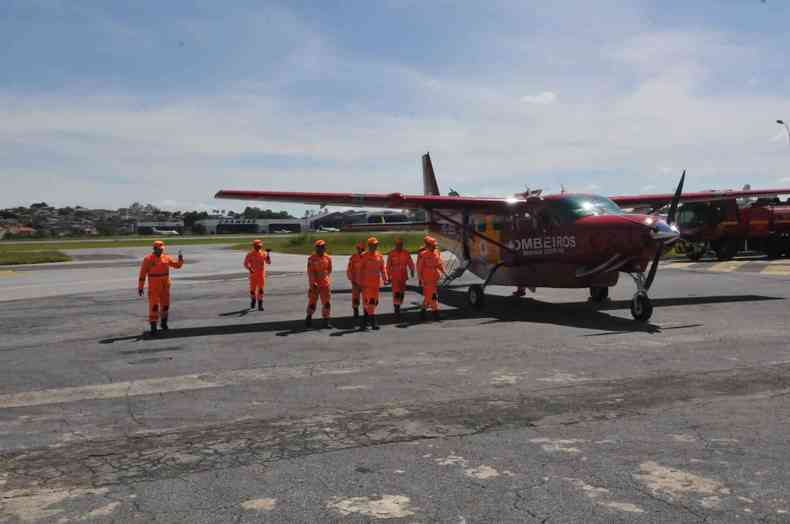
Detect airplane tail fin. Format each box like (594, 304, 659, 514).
(422, 153, 440, 196)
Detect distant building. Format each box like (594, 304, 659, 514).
(135, 221, 185, 235)
(194, 217, 309, 234)
(2, 225, 37, 237)
(309, 210, 409, 230)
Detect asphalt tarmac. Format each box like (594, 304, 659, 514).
(1, 246, 789, 523)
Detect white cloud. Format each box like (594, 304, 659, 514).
(3, 5, 790, 211)
(520, 91, 557, 105)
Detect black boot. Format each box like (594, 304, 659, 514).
(359, 312, 368, 331)
(305, 315, 312, 327)
(160, 318, 169, 331)
(250, 297, 256, 309)
(257, 300, 264, 311)
(432, 310, 441, 322)
(149, 322, 158, 335)
(371, 314, 379, 330)
(353, 307, 359, 319)
(419, 308, 427, 321)
(323, 318, 332, 329)
(394, 304, 401, 320)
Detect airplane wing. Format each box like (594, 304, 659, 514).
(215, 190, 530, 211)
(610, 188, 790, 208)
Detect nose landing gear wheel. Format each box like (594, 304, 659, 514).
(467, 284, 485, 309)
(630, 292, 653, 322)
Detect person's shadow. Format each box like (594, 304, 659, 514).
(99, 284, 782, 344)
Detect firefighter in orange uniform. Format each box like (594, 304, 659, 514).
(244, 239, 271, 311)
(138, 240, 184, 335)
(416, 235, 446, 321)
(386, 238, 415, 319)
(306, 239, 333, 328)
(357, 237, 388, 330)
(346, 241, 366, 319)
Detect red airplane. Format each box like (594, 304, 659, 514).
(216, 154, 790, 322)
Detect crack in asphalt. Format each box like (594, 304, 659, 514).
(2, 362, 790, 501)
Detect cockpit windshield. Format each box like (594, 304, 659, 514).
(548, 195, 623, 224)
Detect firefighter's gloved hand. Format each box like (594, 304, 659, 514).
(138, 288, 144, 297)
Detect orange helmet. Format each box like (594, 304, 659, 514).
(314, 239, 326, 247)
(153, 240, 165, 248)
(355, 240, 366, 250)
(367, 237, 379, 245)
(423, 235, 437, 246)
(253, 239, 263, 246)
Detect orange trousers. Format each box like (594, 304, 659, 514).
(421, 280, 439, 312)
(147, 277, 171, 322)
(362, 287, 380, 315)
(391, 278, 407, 306)
(249, 272, 266, 300)
(307, 285, 331, 318)
(351, 284, 362, 309)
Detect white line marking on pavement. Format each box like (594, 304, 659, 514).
(0, 356, 456, 409)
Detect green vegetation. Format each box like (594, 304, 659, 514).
(230, 231, 428, 255)
(0, 250, 71, 265)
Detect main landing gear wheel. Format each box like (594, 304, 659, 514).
(686, 242, 706, 262)
(467, 284, 485, 309)
(713, 239, 738, 261)
(630, 292, 653, 322)
(589, 286, 609, 303)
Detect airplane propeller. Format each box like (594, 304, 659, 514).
(643, 170, 685, 290)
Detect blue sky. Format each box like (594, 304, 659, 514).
(2, 0, 790, 213)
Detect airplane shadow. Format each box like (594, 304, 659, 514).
(98, 289, 782, 344)
(434, 287, 783, 335)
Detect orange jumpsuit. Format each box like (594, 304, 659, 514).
(307, 253, 333, 318)
(358, 251, 388, 315)
(346, 252, 364, 310)
(417, 249, 445, 312)
(386, 249, 415, 306)
(244, 250, 271, 300)
(138, 253, 183, 322)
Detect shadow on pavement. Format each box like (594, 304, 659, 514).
(99, 289, 782, 344)
(218, 308, 252, 318)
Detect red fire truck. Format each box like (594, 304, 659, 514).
(676, 196, 790, 260)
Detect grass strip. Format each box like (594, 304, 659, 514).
(230, 231, 428, 255)
(0, 236, 264, 253)
(0, 251, 72, 265)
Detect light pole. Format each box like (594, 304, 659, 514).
(777, 119, 790, 145)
